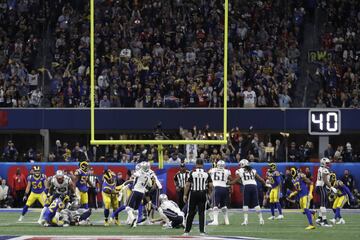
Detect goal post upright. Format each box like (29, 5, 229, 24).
(89, 0, 229, 159)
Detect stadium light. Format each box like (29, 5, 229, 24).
(89, 0, 229, 146)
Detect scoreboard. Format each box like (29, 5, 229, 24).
(308, 109, 341, 135)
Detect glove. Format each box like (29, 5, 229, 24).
(23, 195, 28, 202)
(331, 187, 338, 194)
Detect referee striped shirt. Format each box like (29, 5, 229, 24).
(174, 170, 190, 189)
(188, 168, 212, 191)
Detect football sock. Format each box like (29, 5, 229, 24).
(104, 209, 109, 220)
(22, 205, 29, 216)
(304, 209, 313, 225)
(270, 203, 275, 216)
(276, 202, 282, 215)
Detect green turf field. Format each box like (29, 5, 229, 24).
(0, 209, 359, 239)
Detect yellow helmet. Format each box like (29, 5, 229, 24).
(290, 167, 298, 179)
(32, 165, 41, 177)
(103, 169, 115, 183)
(79, 161, 89, 172)
(329, 173, 337, 186)
(268, 163, 277, 172)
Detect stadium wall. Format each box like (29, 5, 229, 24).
(0, 108, 360, 131)
(1, 162, 359, 207)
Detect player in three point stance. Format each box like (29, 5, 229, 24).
(267, 163, 284, 220)
(157, 194, 185, 229)
(230, 159, 265, 225)
(102, 169, 120, 226)
(19, 166, 48, 222)
(73, 161, 93, 209)
(329, 173, 355, 225)
(287, 167, 316, 230)
(208, 160, 231, 225)
(315, 157, 337, 227)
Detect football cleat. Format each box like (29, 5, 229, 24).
(275, 215, 284, 220)
(104, 220, 109, 226)
(200, 232, 207, 236)
(305, 225, 315, 230)
(268, 216, 275, 220)
(18, 216, 24, 222)
(224, 218, 230, 225)
(131, 218, 137, 228)
(114, 219, 121, 226)
(183, 232, 189, 236)
(330, 218, 336, 224)
(241, 220, 248, 226)
(260, 218, 265, 225)
(336, 218, 345, 224)
(321, 220, 333, 227)
(208, 221, 218, 226)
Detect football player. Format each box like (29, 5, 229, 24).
(267, 163, 284, 220)
(157, 194, 185, 229)
(102, 169, 120, 226)
(230, 159, 265, 225)
(287, 167, 316, 230)
(126, 162, 153, 228)
(19, 166, 48, 222)
(315, 158, 337, 226)
(208, 160, 232, 225)
(38, 170, 76, 224)
(73, 161, 92, 209)
(329, 174, 355, 225)
(41, 194, 70, 227)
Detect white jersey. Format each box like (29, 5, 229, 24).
(132, 170, 152, 193)
(159, 200, 184, 217)
(209, 168, 231, 187)
(148, 169, 162, 189)
(243, 90, 256, 105)
(50, 175, 72, 195)
(316, 166, 330, 187)
(236, 168, 257, 185)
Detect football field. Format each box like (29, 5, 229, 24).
(0, 209, 360, 240)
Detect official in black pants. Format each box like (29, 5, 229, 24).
(183, 159, 213, 235)
(174, 163, 189, 210)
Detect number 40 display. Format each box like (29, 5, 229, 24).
(308, 109, 341, 135)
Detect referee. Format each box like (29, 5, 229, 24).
(183, 159, 213, 235)
(174, 163, 189, 210)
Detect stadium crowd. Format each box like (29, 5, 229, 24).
(1, 125, 359, 163)
(0, 0, 306, 108)
(0, 0, 46, 107)
(313, 0, 360, 108)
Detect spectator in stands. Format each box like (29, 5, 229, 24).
(343, 142, 353, 162)
(274, 139, 285, 162)
(11, 168, 27, 207)
(0, 178, 12, 208)
(341, 169, 355, 192)
(116, 172, 125, 186)
(2, 140, 18, 162)
(288, 142, 300, 161)
(324, 144, 335, 159)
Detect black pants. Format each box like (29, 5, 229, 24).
(177, 189, 185, 210)
(185, 191, 206, 233)
(15, 190, 25, 207)
(88, 188, 97, 209)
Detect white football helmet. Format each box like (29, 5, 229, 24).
(56, 170, 64, 177)
(217, 160, 225, 169)
(141, 161, 150, 172)
(239, 159, 249, 168)
(320, 157, 331, 168)
(159, 194, 168, 203)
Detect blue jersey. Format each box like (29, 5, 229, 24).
(337, 182, 353, 198)
(269, 171, 281, 188)
(75, 169, 89, 192)
(28, 174, 46, 194)
(43, 198, 66, 222)
(292, 174, 309, 198)
(102, 180, 116, 194)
